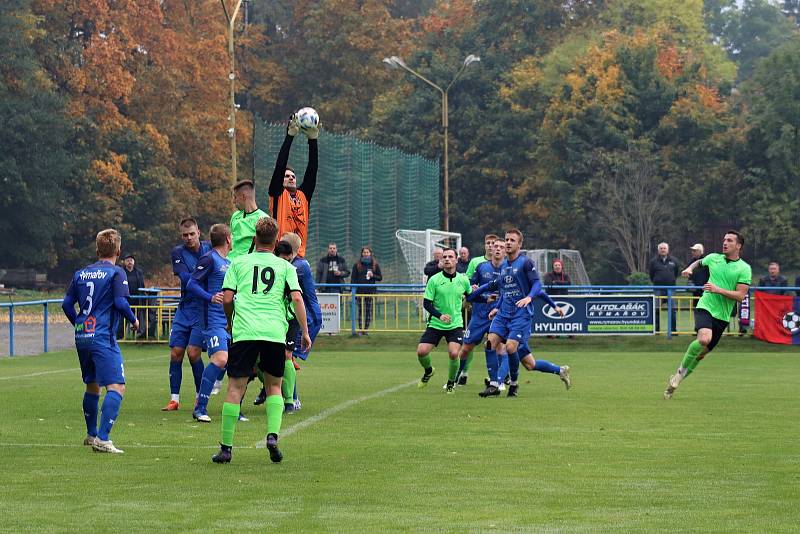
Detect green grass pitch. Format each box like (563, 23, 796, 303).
(1, 337, 798, 532)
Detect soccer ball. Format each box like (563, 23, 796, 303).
(296, 107, 319, 130)
(782, 312, 800, 335)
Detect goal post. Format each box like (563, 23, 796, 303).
(523, 249, 591, 286)
(396, 229, 462, 284)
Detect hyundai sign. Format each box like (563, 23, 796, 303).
(533, 295, 655, 335)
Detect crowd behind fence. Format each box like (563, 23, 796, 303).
(2, 285, 798, 356)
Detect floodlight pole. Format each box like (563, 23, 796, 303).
(222, 0, 244, 182)
(382, 55, 479, 232)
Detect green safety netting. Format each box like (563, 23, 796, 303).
(254, 118, 440, 282)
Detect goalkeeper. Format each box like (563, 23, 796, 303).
(268, 115, 319, 258)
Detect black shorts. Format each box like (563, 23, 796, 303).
(694, 308, 729, 352)
(227, 340, 285, 378)
(419, 327, 464, 347)
(285, 319, 300, 350)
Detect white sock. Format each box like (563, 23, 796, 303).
(170, 393, 180, 402)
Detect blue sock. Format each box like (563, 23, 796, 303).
(190, 357, 204, 392)
(196, 363, 223, 412)
(508, 351, 521, 382)
(497, 354, 510, 383)
(169, 361, 182, 395)
(534, 359, 562, 374)
(485, 349, 499, 385)
(458, 357, 467, 373)
(293, 383, 299, 402)
(216, 365, 227, 382)
(82, 392, 100, 437)
(97, 390, 123, 441)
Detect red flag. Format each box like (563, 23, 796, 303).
(754, 293, 800, 345)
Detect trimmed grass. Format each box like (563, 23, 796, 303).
(1, 339, 798, 532)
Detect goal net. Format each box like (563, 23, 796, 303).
(396, 229, 462, 284)
(523, 249, 591, 286)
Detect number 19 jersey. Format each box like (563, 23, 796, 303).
(222, 251, 301, 343)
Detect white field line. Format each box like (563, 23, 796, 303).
(255, 379, 417, 448)
(0, 354, 164, 381)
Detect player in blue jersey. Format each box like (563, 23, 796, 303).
(62, 229, 138, 454)
(186, 224, 233, 423)
(455, 237, 505, 386)
(469, 229, 572, 398)
(163, 218, 213, 411)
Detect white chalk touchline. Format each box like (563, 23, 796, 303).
(0, 442, 253, 450)
(0, 355, 164, 381)
(255, 379, 418, 448)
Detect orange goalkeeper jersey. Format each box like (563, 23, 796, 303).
(270, 189, 309, 257)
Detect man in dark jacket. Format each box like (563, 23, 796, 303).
(121, 254, 148, 338)
(649, 242, 681, 333)
(316, 242, 350, 293)
(423, 248, 444, 279)
(758, 262, 788, 295)
(687, 244, 709, 306)
(456, 247, 470, 274)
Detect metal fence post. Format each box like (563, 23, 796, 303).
(8, 305, 14, 357)
(350, 285, 358, 336)
(666, 289, 674, 340)
(43, 302, 49, 353)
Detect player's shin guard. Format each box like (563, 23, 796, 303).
(197, 363, 223, 412)
(97, 390, 123, 441)
(448, 357, 459, 382)
(463, 351, 474, 373)
(418, 354, 433, 371)
(497, 353, 509, 383)
(485, 349, 499, 385)
(508, 352, 521, 383)
(282, 361, 296, 405)
(190, 357, 204, 392)
(533, 359, 561, 374)
(220, 402, 240, 447)
(680, 340, 704, 377)
(169, 361, 182, 397)
(83, 392, 100, 437)
(266, 395, 283, 436)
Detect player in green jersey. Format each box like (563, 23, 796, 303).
(229, 179, 270, 259)
(212, 217, 311, 464)
(664, 230, 752, 399)
(417, 248, 472, 393)
(464, 233, 498, 280)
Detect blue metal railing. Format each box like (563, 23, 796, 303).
(3, 285, 798, 355)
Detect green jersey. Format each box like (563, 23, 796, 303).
(229, 209, 269, 259)
(697, 253, 752, 321)
(465, 256, 489, 279)
(222, 251, 301, 342)
(424, 271, 472, 330)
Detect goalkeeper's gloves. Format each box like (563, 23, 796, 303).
(302, 122, 320, 140)
(287, 115, 300, 137)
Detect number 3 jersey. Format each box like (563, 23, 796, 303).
(64, 261, 131, 348)
(222, 251, 301, 343)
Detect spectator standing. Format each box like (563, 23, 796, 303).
(423, 247, 444, 279)
(456, 247, 470, 274)
(351, 247, 382, 335)
(543, 259, 572, 295)
(796, 275, 800, 297)
(120, 255, 149, 338)
(316, 242, 350, 293)
(649, 242, 681, 333)
(757, 262, 788, 295)
(687, 244, 709, 307)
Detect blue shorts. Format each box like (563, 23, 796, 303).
(464, 315, 493, 345)
(204, 326, 231, 356)
(489, 313, 532, 344)
(77, 344, 125, 386)
(293, 317, 322, 360)
(169, 308, 205, 349)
